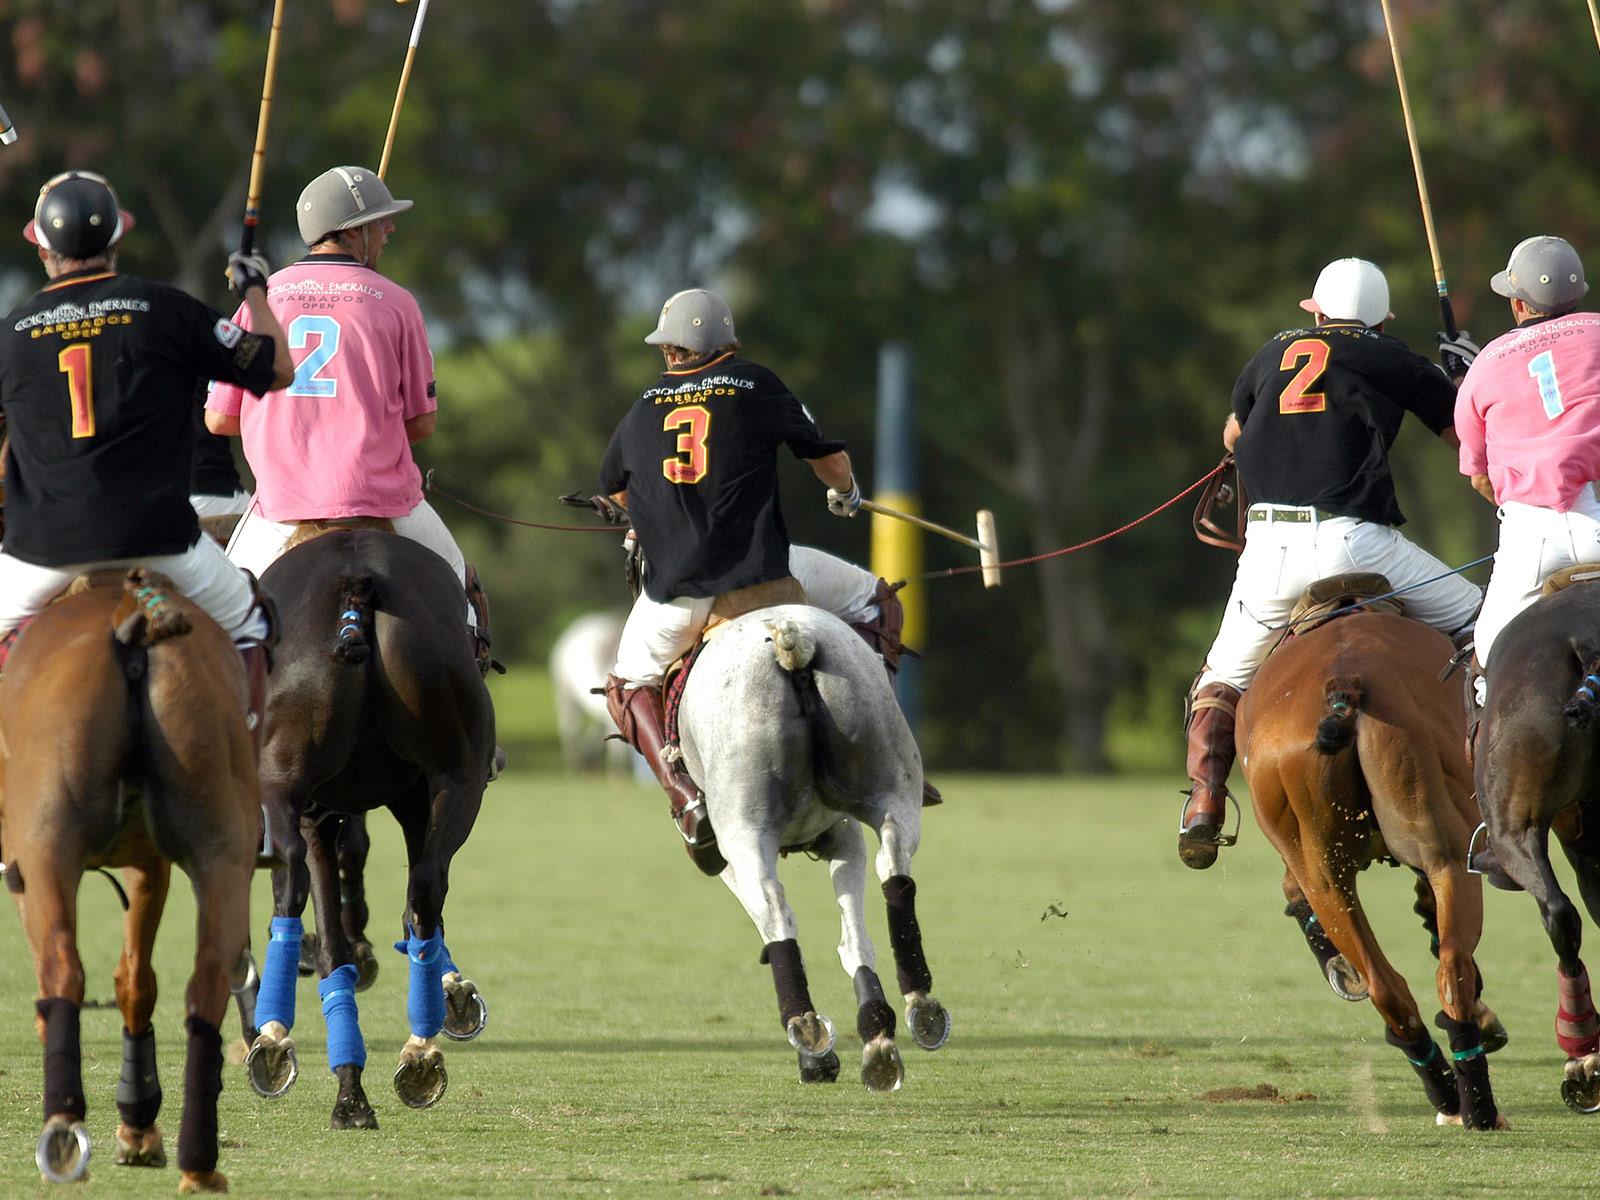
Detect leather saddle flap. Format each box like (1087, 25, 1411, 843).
(1543, 565, 1600, 598)
(1288, 572, 1402, 631)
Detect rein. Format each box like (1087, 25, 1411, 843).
(920, 462, 1230, 583)
(424, 471, 622, 534)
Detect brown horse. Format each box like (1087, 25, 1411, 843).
(0, 571, 258, 1190)
(1236, 607, 1506, 1129)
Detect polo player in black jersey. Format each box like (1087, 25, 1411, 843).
(1179, 258, 1481, 869)
(599, 288, 878, 874)
(0, 171, 292, 729)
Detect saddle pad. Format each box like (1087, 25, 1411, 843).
(1543, 565, 1600, 598)
(1288, 572, 1403, 631)
(662, 639, 708, 752)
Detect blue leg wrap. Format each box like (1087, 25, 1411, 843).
(255, 916, 302, 1031)
(440, 941, 459, 977)
(318, 964, 366, 1072)
(405, 927, 447, 1038)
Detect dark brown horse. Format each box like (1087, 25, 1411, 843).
(1237, 608, 1506, 1129)
(1475, 578, 1600, 1112)
(238, 528, 494, 1129)
(0, 572, 258, 1190)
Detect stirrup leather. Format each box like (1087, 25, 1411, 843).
(1176, 787, 1241, 848)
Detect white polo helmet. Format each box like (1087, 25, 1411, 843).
(296, 166, 413, 246)
(1299, 258, 1394, 327)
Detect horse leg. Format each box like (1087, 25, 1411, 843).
(176, 858, 252, 1194)
(1426, 863, 1504, 1130)
(815, 819, 895, 1089)
(1409, 867, 1506, 1052)
(336, 814, 379, 992)
(244, 800, 311, 1099)
(392, 775, 482, 1109)
(112, 858, 171, 1168)
(868, 796, 950, 1054)
(1281, 870, 1366, 1001)
(15, 845, 93, 1184)
(306, 815, 376, 1131)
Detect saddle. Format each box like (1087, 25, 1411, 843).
(0, 569, 185, 672)
(1542, 565, 1600, 597)
(1259, 573, 1403, 664)
(283, 516, 396, 551)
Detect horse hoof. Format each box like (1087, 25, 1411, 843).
(441, 974, 489, 1042)
(245, 1032, 299, 1099)
(36, 1117, 91, 1184)
(330, 1095, 380, 1131)
(905, 995, 951, 1051)
(352, 941, 380, 993)
(393, 1049, 448, 1109)
(1562, 1057, 1600, 1114)
(113, 1123, 166, 1167)
(798, 1048, 840, 1084)
(860, 1035, 905, 1092)
(1434, 1110, 1464, 1127)
(297, 931, 319, 976)
(177, 1169, 229, 1193)
(786, 1012, 836, 1059)
(1475, 1006, 1509, 1055)
(1325, 955, 1368, 1002)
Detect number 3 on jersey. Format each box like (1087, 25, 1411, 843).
(662, 404, 711, 484)
(288, 314, 341, 397)
(1278, 338, 1330, 414)
(57, 344, 96, 438)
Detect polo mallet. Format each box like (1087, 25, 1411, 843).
(1589, 0, 1600, 53)
(240, 0, 288, 257)
(860, 499, 1002, 588)
(379, 0, 432, 179)
(1378, 0, 1458, 339)
(0, 96, 17, 145)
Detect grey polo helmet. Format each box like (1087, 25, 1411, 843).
(296, 166, 413, 246)
(644, 289, 737, 354)
(1491, 236, 1589, 313)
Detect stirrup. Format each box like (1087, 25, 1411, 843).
(1466, 822, 1492, 876)
(1176, 787, 1241, 848)
(1467, 821, 1523, 893)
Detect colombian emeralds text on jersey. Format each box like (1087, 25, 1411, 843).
(598, 353, 846, 602)
(1231, 320, 1455, 526)
(0, 268, 277, 566)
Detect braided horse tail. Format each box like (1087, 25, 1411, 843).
(332, 575, 375, 665)
(1565, 654, 1600, 728)
(111, 569, 192, 648)
(1314, 675, 1364, 754)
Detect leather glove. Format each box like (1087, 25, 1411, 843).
(226, 250, 271, 300)
(1437, 331, 1480, 380)
(589, 494, 629, 525)
(826, 476, 862, 518)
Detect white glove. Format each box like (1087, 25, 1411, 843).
(1437, 331, 1480, 379)
(826, 477, 862, 518)
(226, 250, 271, 299)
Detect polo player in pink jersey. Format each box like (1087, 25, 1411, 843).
(206, 166, 496, 673)
(1456, 236, 1600, 671)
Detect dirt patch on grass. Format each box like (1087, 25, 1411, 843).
(1196, 1083, 1317, 1103)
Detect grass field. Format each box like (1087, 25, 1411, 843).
(0, 763, 1595, 1197)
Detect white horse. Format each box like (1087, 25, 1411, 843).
(679, 604, 950, 1090)
(549, 612, 636, 775)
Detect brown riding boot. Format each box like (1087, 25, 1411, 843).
(605, 675, 727, 876)
(1179, 681, 1242, 870)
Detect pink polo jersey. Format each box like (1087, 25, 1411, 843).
(207, 255, 436, 521)
(1456, 313, 1600, 511)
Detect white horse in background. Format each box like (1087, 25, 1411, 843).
(549, 612, 637, 775)
(679, 604, 950, 1090)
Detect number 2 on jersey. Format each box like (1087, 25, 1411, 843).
(1278, 338, 1330, 414)
(288, 314, 341, 397)
(1527, 350, 1565, 419)
(57, 344, 96, 438)
(662, 404, 711, 484)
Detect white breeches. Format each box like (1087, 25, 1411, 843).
(1197, 506, 1482, 693)
(613, 546, 881, 687)
(1475, 489, 1600, 667)
(227, 496, 468, 598)
(189, 490, 252, 519)
(0, 535, 268, 643)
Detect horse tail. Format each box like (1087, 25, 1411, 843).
(332, 574, 376, 665)
(1314, 675, 1363, 754)
(768, 616, 817, 673)
(111, 569, 193, 648)
(767, 615, 838, 789)
(1564, 645, 1600, 728)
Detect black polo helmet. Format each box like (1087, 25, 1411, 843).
(23, 171, 135, 257)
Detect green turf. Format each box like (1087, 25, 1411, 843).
(0, 772, 1592, 1197)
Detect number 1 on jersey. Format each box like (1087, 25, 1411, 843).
(57, 344, 96, 438)
(662, 404, 711, 484)
(1528, 350, 1565, 419)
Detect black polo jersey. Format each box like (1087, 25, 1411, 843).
(1231, 321, 1456, 526)
(191, 381, 244, 496)
(0, 268, 277, 565)
(598, 352, 846, 602)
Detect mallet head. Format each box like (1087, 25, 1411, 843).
(977, 510, 1001, 589)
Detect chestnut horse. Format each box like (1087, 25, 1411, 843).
(0, 572, 258, 1190)
(1474, 578, 1600, 1113)
(1236, 608, 1505, 1129)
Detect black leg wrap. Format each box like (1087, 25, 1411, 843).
(1384, 1025, 1458, 1116)
(882, 875, 933, 996)
(1435, 1010, 1499, 1129)
(1284, 899, 1340, 972)
(177, 1014, 224, 1174)
(116, 1026, 163, 1130)
(37, 997, 85, 1121)
(762, 939, 813, 1027)
(852, 967, 896, 1042)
